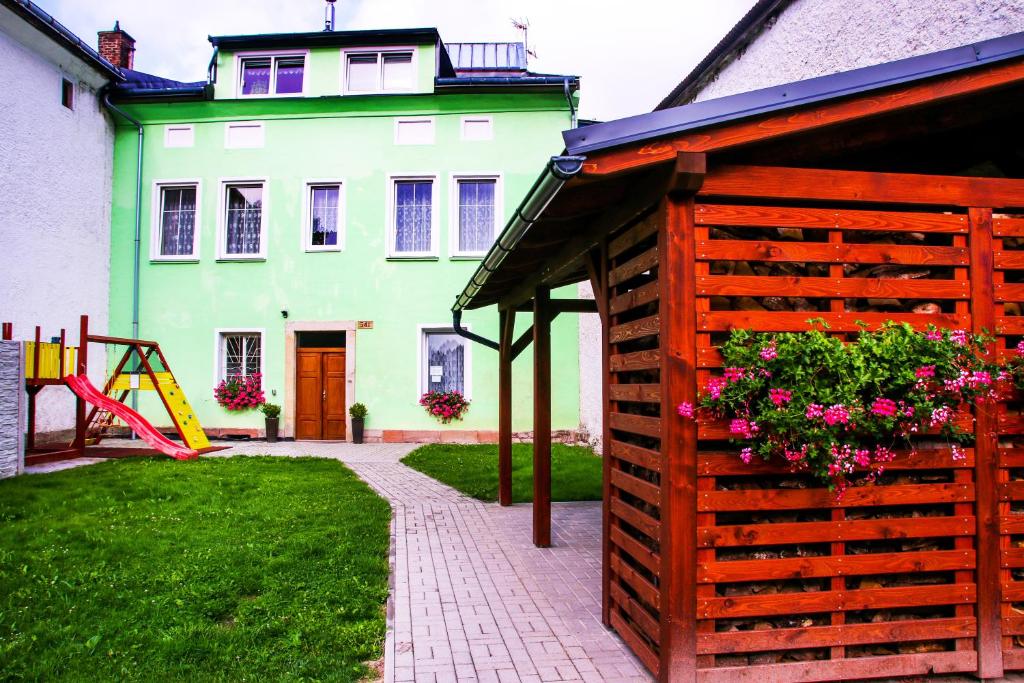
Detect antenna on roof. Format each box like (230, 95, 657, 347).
(511, 17, 536, 61)
(324, 0, 337, 32)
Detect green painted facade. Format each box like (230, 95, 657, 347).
(108, 34, 582, 437)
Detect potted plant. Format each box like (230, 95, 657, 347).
(349, 402, 367, 444)
(260, 402, 281, 443)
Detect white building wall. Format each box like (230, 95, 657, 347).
(0, 6, 114, 434)
(692, 0, 1024, 102)
(577, 280, 603, 453)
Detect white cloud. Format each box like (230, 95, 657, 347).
(43, 0, 756, 120)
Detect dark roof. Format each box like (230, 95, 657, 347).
(656, 0, 790, 109)
(113, 69, 207, 98)
(436, 74, 578, 89)
(446, 42, 527, 72)
(565, 30, 1024, 156)
(209, 27, 441, 50)
(1, 0, 124, 80)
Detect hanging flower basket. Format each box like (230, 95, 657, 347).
(214, 373, 265, 411)
(678, 322, 1005, 494)
(420, 390, 470, 424)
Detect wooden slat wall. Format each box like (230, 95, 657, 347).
(601, 212, 664, 677)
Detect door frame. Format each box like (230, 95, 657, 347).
(283, 321, 357, 440)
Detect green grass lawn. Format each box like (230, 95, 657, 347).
(0, 456, 391, 682)
(401, 443, 603, 503)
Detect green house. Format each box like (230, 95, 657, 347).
(106, 26, 582, 442)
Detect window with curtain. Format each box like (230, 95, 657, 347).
(224, 184, 263, 256)
(158, 186, 197, 257)
(308, 184, 340, 248)
(240, 55, 304, 96)
(423, 330, 466, 394)
(221, 333, 261, 380)
(456, 178, 497, 255)
(345, 50, 413, 92)
(392, 179, 433, 255)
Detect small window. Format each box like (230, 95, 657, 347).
(61, 78, 74, 109)
(225, 122, 264, 148)
(453, 177, 498, 256)
(389, 177, 436, 257)
(219, 332, 261, 381)
(344, 50, 414, 93)
(421, 329, 468, 395)
(305, 183, 343, 251)
(394, 118, 434, 145)
(156, 184, 198, 258)
(461, 117, 492, 141)
(222, 183, 265, 258)
(239, 55, 304, 96)
(164, 125, 194, 148)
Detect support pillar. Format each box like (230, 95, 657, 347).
(533, 286, 552, 548)
(498, 308, 515, 506)
(72, 315, 88, 453)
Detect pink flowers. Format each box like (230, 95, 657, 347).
(805, 403, 824, 420)
(822, 404, 851, 426)
(949, 329, 968, 346)
(1017, 340, 1024, 357)
(769, 388, 792, 407)
(729, 418, 758, 439)
(214, 373, 265, 411)
(930, 405, 953, 426)
(705, 377, 728, 400)
(420, 390, 470, 424)
(759, 342, 778, 361)
(870, 398, 897, 418)
(740, 447, 754, 464)
(723, 367, 746, 382)
(925, 330, 943, 341)
(676, 402, 694, 419)
(915, 365, 936, 378)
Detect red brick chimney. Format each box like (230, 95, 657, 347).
(98, 21, 135, 70)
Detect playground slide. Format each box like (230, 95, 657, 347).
(64, 374, 198, 460)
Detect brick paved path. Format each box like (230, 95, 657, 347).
(29, 440, 650, 682)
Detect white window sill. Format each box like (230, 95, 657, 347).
(217, 255, 267, 262)
(450, 253, 486, 261)
(151, 256, 200, 263)
(304, 246, 343, 253)
(386, 255, 439, 261)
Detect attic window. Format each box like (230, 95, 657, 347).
(344, 50, 414, 93)
(239, 54, 305, 96)
(61, 78, 74, 109)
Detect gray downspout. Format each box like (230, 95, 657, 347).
(101, 90, 144, 418)
(564, 78, 577, 129)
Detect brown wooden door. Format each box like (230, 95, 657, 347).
(294, 348, 346, 440)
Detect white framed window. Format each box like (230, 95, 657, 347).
(394, 117, 434, 145)
(342, 48, 415, 94)
(214, 329, 264, 383)
(164, 124, 194, 148)
(225, 122, 265, 149)
(151, 180, 201, 261)
(217, 179, 267, 260)
(450, 174, 502, 258)
(237, 52, 306, 97)
(461, 116, 493, 141)
(302, 180, 345, 252)
(418, 326, 471, 399)
(387, 174, 438, 258)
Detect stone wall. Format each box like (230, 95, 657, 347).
(0, 341, 24, 478)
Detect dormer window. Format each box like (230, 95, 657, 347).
(239, 54, 305, 96)
(344, 49, 414, 93)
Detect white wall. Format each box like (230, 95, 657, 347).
(578, 280, 603, 454)
(692, 0, 1024, 102)
(0, 6, 114, 434)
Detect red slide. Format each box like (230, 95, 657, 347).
(64, 374, 198, 460)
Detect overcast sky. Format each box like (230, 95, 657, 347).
(43, 0, 757, 121)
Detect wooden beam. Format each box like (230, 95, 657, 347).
(516, 299, 599, 314)
(498, 308, 515, 507)
(969, 206, 1003, 679)
(580, 57, 1024, 176)
(659, 195, 698, 679)
(699, 164, 1024, 208)
(72, 315, 88, 453)
(598, 239, 612, 628)
(533, 286, 552, 548)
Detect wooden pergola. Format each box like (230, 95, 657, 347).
(454, 33, 1024, 682)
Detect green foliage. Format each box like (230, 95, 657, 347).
(688, 322, 1001, 491)
(401, 443, 603, 503)
(0, 457, 390, 681)
(259, 402, 281, 419)
(348, 402, 368, 419)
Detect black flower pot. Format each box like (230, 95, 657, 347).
(351, 417, 364, 444)
(265, 417, 279, 443)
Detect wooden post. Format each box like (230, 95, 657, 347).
(498, 307, 516, 506)
(969, 207, 1003, 679)
(660, 194, 698, 681)
(72, 315, 89, 453)
(1, 322, 11, 340)
(533, 286, 552, 548)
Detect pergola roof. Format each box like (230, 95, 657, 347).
(453, 31, 1024, 312)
